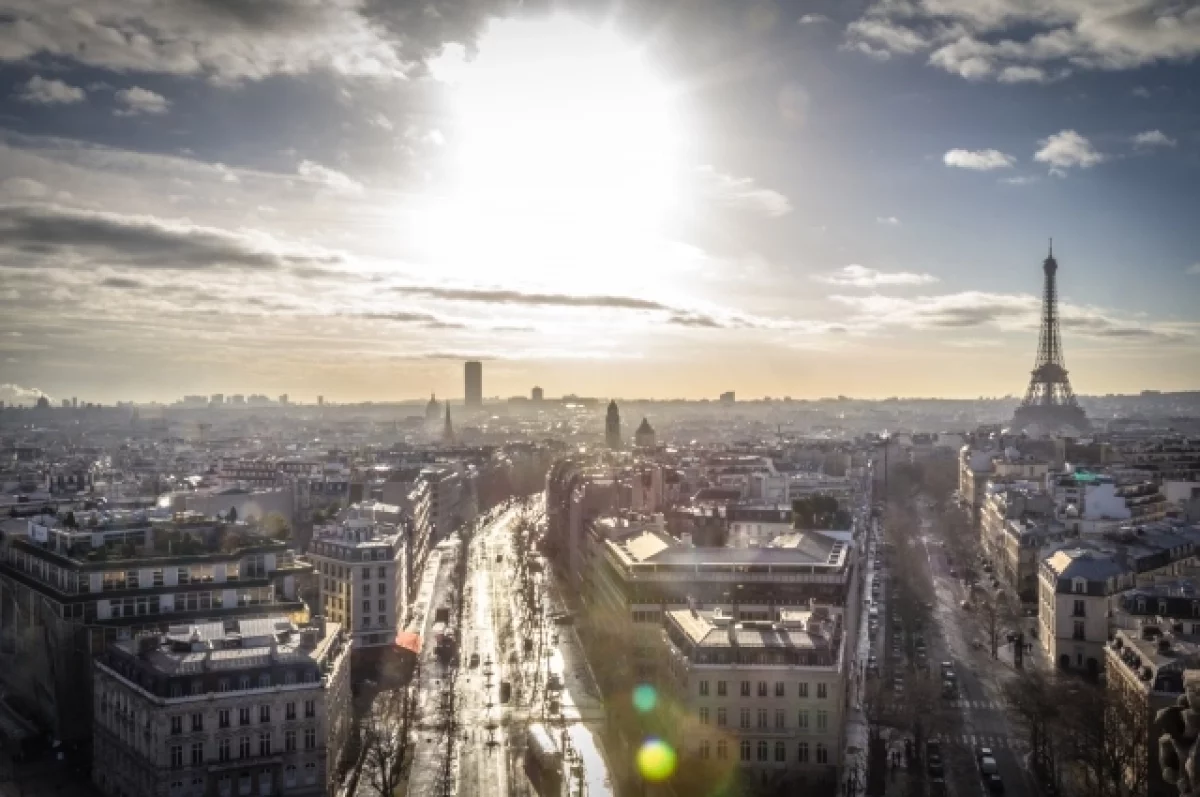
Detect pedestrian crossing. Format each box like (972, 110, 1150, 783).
(948, 699, 1006, 710)
(930, 732, 1028, 753)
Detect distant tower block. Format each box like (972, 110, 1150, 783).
(464, 361, 482, 408)
(425, 393, 441, 422)
(635, 418, 656, 448)
(1011, 241, 1090, 436)
(720, 391, 735, 404)
(605, 400, 622, 449)
(532, 386, 544, 402)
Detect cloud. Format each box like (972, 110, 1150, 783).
(0, 384, 52, 405)
(355, 311, 464, 329)
(876, 216, 901, 226)
(1131, 86, 1152, 98)
(98, 276, 146, 290)
(831, 290, 1184, 342)
(798, 14, 830, 25)
(297, 160, 364, 195)
(1034, 130, 1104, 170)
(0, 203, 343, 273)
(1, 177, 49, 198)
(697, 166, 792, 218)
(1000, 175, 1039, 186)
(816, 265, 938, 288)
(1187, 264, 1200, 276)
(392, 285, 672, 311)
(667, 312, 724, 328)
(16, 75, 85, 105)
(998, 66, 1048, 83)
(114, 87, 170, 116)
(1132, 130, 1176, 149)
(943, 148, 1016, 170)
(0, 0, 408, 84)
(845, 0, 1200, 83)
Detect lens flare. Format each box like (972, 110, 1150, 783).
(636, 738, 677, 782)
(632, 684, 657, 713)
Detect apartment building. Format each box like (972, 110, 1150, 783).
(1106, 618, 1200, 797)
(1048, 470, 1169, 534)
(308, 517, 403, 650)
(0, 517, 308, 741)
(92, 616, 351, 797)
(980, 485, 1065, 604)
(660, 606, 844, 792)
(1038, 526, 1200, 674)
(408, 464, 476, 589)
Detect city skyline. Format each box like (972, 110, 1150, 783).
(1, 1, 1199, 403)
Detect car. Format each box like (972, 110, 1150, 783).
(976, 746, 994, 762)
(928, 761, 945, 778)
(942, 680, 956, 697)
(984, 773, 1005, 793)
(469, 652, 480, 667)
(926, 740, 942, 762)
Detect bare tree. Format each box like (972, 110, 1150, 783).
(1059, 679, 1150, 797)
(974, 586, 1020, 659)
(360, 677, 420, 797)
(1004, 669, 1066, 793)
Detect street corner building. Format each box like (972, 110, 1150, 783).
(91, 616, 352, 797)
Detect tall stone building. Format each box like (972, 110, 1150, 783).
(605, 400, 621, 450)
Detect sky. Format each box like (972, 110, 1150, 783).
(0, 0, 1198, 405)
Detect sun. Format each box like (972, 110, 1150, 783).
(419, 14, 689, 291)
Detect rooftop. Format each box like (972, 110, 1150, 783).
(667, 607, 841, 650)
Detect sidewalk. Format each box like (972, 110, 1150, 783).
(842, 514, 878, 796)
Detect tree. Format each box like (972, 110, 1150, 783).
(360, 678, 420, 797)
(226, 506, 238, 523)
(974, 586, 1020, 659)
(1058, 679, 1149, 797)
(264, 512, 290, 540)
(1004, 670, 1066, 792)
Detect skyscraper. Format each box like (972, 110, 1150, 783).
(532, 386, 544, 402)
(605, 400, 622, 449)
(465, 361, 483, 408)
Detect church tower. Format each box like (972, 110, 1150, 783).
(443, 403, 455, 444)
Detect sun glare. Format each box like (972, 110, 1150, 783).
(420, 15, 687, 290)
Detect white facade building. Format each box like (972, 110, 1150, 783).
(309, 518, 404, 649)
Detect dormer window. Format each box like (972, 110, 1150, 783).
(1160, 600, 1169, 616)
(1072, 578, 1087, 595)
(1137, 598, 1147, 613)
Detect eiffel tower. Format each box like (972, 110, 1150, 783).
(1011, 242, 1090, 435)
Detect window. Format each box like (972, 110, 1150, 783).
(258, 732, 271, 757)
(259, 769, 272, 795)
(740, 708, 750, 729)
(219, 776, 232, 797)
(699, 680, 709, 696)
(699, 740, 711, 759)
(191, 679, 204, 696)
(239, 676, 251, 690)
(219, 710, 230, 729)
(699, 707, 710, 725)
(378, 599, 387, 611)
(286, 702, 296, 721)
(1073, 599, 1086, 617)
(258, 674, 270, 689)
(798, 682, 809, 698)
(757, 708, 767, 729)
(285, 765, 297, 788)
(239, 736, 251, 759)
(717, 708, 727, 727)
(717, 681, 727, 697)
(304, 700, 316, 718)
(259, 705, 270, 723)
(817, 683, 828, 699)
(304, 763, 317, 785)
(239, 708, 251, 726)
(740, 741, 751, 762)
(757, 681, 767, 697)
(1073, 620, 1085, 640)
(775, 709, 785, 729)
(304, 728, 316, 750)
(817, 710, 828, 731)
(177, 567, 190, 585)
(191, 713, 203, 732)
(757, 740, 768, 762)
(379, 615, 387, 626)
(775, 682, 785, 697)
(378, 565, 386, 578)
(775, 741, 786, 762)
(798, 742, 809, 763)
(362, 617, 371, 628)
(170, 745, 183, 769)
(1073, 578, 1086, 594)
(362, 600, 371, 613)
(218, 738, 230, 762)
(717, 740, 728, 760)
(191, 742, 204, 766)
(285, 730, 297, 752)
(170, 716, 183, 735)
(741, 681, 751, 697)
(363, 583, 371, 597)
(238, 774, 251, 796)
(798, 710, 809, 730)
(816, 743, 828, 764)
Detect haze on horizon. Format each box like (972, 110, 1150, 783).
(0, 0, 1198, 405)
